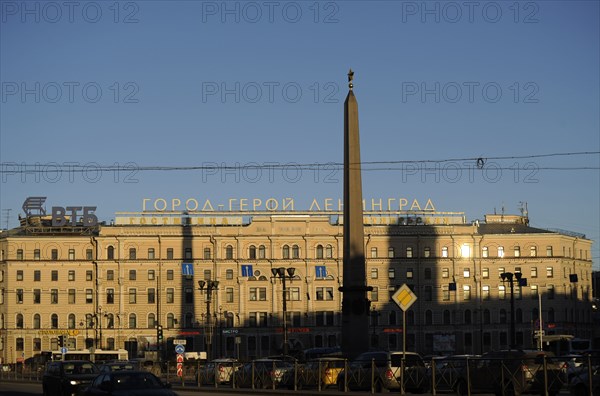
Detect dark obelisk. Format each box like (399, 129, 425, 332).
(340, 70, 370, 359)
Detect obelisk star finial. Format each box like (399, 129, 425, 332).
(348, 69, 354, 90)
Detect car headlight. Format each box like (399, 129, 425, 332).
(69, 380, 80, 385)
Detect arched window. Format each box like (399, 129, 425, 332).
(107, 246, 114, 260)
(325, 245, 333, 258)
(225, 245, 234, 259)
(129, 313, 136, 329)
(33, 314, 41, 329)
(258, 245, 266, 259)
(443, 310, 451, 325)
(282, 245, 290, 259)
(106, 314, 114, 329)
(148, 313, 156, 329)
(425, 310, 433, 325)
(16, 313, 23, 329)
(167, 313, 175, 328)
(51, 313, 58, 329)
(68, 314, 76, 329)
(316, 245, 324, 259)
(249, 245, 256, 259)
(499, 309, 507, 323)
(292, 245, 300, 259)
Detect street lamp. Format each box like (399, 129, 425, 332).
(97, 306, 103, 349)
(271, 267, 295, 356)
(500, 272, 527, 349)
(198, 280, 219, 360)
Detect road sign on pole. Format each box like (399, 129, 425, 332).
(391, 284, 417, 311)
(175, 344, 185, 354)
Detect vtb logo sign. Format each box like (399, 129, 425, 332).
(52, 206, 98, 226)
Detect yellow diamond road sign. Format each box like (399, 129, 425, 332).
(392, 284, 417, 311)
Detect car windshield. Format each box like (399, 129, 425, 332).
(63, 362, 98, 375)
(112, 373, 162, 390)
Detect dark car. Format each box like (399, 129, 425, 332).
(82, 370, 178, 396)
(42, 360, 100, 396)
(453, 350, 564, 396)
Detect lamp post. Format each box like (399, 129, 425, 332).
(271, 267, 295, 356)
(500, 272, 527, 349)
(97, 306, 103, 349)
(198, 280, 219, 360)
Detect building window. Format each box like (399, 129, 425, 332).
(51, 270, 58, 281)
(107, 270, 114, 281)
(148, 314, 156, 329)
(546, 267, 553, 278)
(107, 246, 115, 259)
(547, 284, 555, 300)
(388, 247, 395, 258)
(225, 269, 233, 280)
(463, 285, 471, 300)
(129, 248, 136, 260)
(51, 249, 58, 260)
(16, 249, 23, 260)
(514, 246, 520, 257)
(424, 286, 432, 301)
(259, 245, 266, 259)
(68, 249, 75, 260)
(51, 289, 58, 304)
(316, 311, 334, 326)
(531, 285, 538, 299)
(316, 245, 324, 259)
(499, 285, 506, 300)
(107, 289, 114, 304)
(185, 288, 193, 304)
(148, 288, 156, 304)
(285, 287, 300, 301)
(546, 246, 553, 257)
(442, 268, 449, 278)
(86, 289, 93, 304)
(16, 270, 23, 281)
(498, 246, 504, 258)
(225, 245, 234, 259)
(292, 245, 300, 259)
(325, 245, 333, 258)
(129, 314, 137, 329)
(167, 270, 174, 280)
(68, 289, 75, 304)
(424, 247, 430, 258)
(463, 268, 470, 278)
(482, 285, 490, 300)
(370, 287, 378, 302)
(442, 247, 448, 258)
(530, 246, 537, 257)
(16, 289, 24, 303)
(498, 267, 505, 277)
(129, 289, 137, 304)
(406, 268, 413, 279)
(86, 270, 93, 281)
(371, 247, 377, 258)
(167, 288, 174, 303)
(424, 268, 431, 279)
(33, 315, 41, 329)
(371, 268, 378, 279)
(204, 248, 211, 259)
(33, 289, 41, 304)
(531, 267, 537, 278)
(129, 270, 136, 281)
(316, 287, 334, 301)
(34, 249, 40, 260)
(68, 270, 75, 281)
(482, 246, 488, 258)
(167, 248, 174, 259)
(482, 267, 489, 279)
(203, 270, 211, 280)
(51, 314, 58, 328)
(148, 270, 155, 280)
(388, 268, 395, 279)
(184, 248, 192, 259)
(249, 287, 267, 301)
(406, 247, 413, 258)
(148, 248, 155, 259)
(282, 245, 290, 259)
(226, 287, 234, 303)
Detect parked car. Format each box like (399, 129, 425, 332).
(428, 355, 480, 393)
(297, 357, 345, 389)
(569, 365, 599, 396)
(233, 358, 294, 389)
(81, 370, 178, 396)
(452, 350, 564, 396)
(196, 358, 240, 385)
(336, 350, 429, 393)
(42, 360, 100, 396)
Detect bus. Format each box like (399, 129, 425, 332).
(537, 334, 591, 356)
(51, 349, 129, 363)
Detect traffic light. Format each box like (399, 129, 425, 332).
(58, 335, 64, 348)
(157, 325, 163, 342)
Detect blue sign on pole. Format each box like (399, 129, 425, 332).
(175, 344, 185, 354)
(241, 265, 253, 277)
(182, 263, 194, 276)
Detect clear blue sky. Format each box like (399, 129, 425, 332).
(1, 1, 599, 269)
